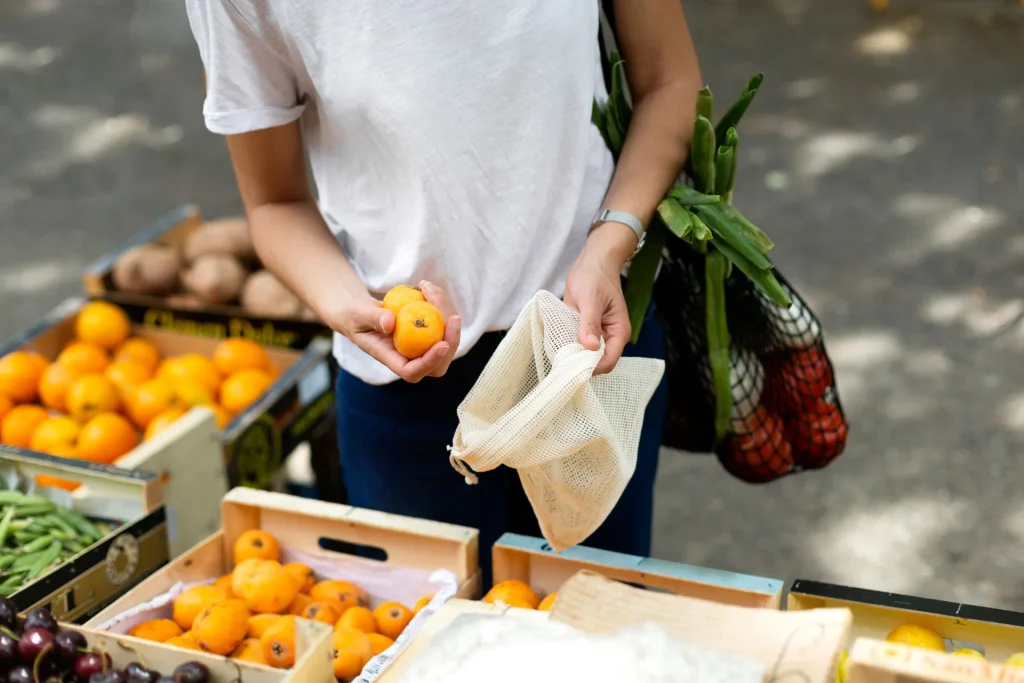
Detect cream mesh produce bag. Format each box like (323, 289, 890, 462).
(449, 290, 665, 551)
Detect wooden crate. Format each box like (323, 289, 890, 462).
(788, 579, 1024, 661)
(83, 205, 329, 351)
(492, 533, 783, 609)
(1, 297, 336, 557)
(0, 448, 169, 622)
(86, 487, 481, 628)
(59, 618, 333, 683)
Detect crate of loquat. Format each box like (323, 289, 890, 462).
(0, 298, 335, 557)
(487, 533, 784, 614)
(84, 487, 480, 683)
(788, 579, 1024, 681)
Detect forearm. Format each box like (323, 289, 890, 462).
(603, 80, 699, 229)
(247, 200, 369, 323)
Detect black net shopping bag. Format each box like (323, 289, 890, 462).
(653, 243, 848, 483)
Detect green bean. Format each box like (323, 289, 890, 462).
(13, 503, 55, 518)
(11, 552, 44, 571)
(18, 535, 55, 555)
(0, 507, 15, 549)
(0, 576, 22, 596)
(54, 507, 103, 542)
(27, 541, 62, 580)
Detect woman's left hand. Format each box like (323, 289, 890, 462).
(564, 224, 637, 375)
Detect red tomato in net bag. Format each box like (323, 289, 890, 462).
(787, 400, 849, 470)
(717, 406, 794, 484)
(764, 347, 833, 415)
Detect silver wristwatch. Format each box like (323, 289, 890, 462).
(591, 209, 646, 260)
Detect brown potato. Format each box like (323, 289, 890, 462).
(181, 254, 248, 304)
(241, 270, 303, 318)
(183, 217, 256, 263)
(111, 244, 181, 295)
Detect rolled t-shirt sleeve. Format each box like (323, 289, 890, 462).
(185, 0, 304, 135)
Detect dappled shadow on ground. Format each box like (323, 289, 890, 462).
(0, 0, 241, 330)
(654, 0, 1024, 608)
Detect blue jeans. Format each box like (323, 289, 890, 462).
(335, 308, 668, 587)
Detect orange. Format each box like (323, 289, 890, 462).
(234, 529, 281, 564)
(366, 633, 394, 657)
(128, 618, 183, 643)
(29, 416, 80, 453)
(214, 573, 236, 596)
(213, 338, 270, 377)
(310, 580, 369, 613)
(0, 351, 47, 404)
(38, 362, 83, 413)
(125, 378, 177, 429)
(35, 474, 80, 491)
(412, 595, 433, 615)
(242, 562, 300, 614)
(144, 407, 186, 441)
(372, 602, 413, 640)
(57, 342, 109, 375)
(537, 592, 557, 611)
(231, 638, 267, 664)
(220, 369, 273, 415)
(157, 354, 221, 396)
(66, 374, 120, 422)
(885, 624, 945, 651)
(287, 593, 313, 616)
(260, 615, 297, 668)
(192, 599, 251, 655)
(174, 380, 215, 408)
(381, 285, 425, 318)
(283, 562, 315, 593)
(336, 606, 376, 634)
(483, 580, 538, 609)
(164, 632, 200, 651)
(302, 601, 341, 625)
(247, 613, 280, 639)
(0, 394, 11, 424)
(173, 584, 230, 630)
(392, 301, 444, 359)
(1, 404, 50, 448)
(113, 337, 161, 374)
(332, 628, 373, 681)
(76, 412, 139, 463)
(232, 558, 267, 599)
(104, 359, 151, 396)
(75, 301, 130, 350)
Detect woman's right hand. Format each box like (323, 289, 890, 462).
(333, 281, 462, 383)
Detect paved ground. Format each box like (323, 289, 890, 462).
(3, 0, 1024, 606)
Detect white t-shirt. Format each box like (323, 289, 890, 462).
(186, 0, 614, 385)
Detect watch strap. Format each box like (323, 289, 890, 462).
(593, 209, 644, 244)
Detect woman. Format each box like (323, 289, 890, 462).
(186, 0, 700, 582)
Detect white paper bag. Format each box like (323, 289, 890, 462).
(449, 291, 665, 551)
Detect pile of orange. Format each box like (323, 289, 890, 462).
(482, 579, 557, 611)
(127, 530, 431, 682)
(0, 301, 281, 485)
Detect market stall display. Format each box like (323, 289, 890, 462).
(846, 637, 1024, 683)
(788, 579, 1024, 675)
(491, 533, 783, 610)
(86, 487, 479, 682)
(83, 206, 329, 351)
(0, 297, 335, 555)
(0, 447, 167, 622)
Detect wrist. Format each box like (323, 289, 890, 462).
(314, 285, 373, 336)
(587, 221, 640, 270)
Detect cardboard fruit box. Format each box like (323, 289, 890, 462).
(492, 532, 784, 609)
(0, 447, 168, 622)
(1, 297, 336, 557)
(55, 618, 333, 683)
(378, 570, 852, 683)
(788, 579, 1024, 664)
(85, 488, 479, 680)
(83, 205, 329, 351)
